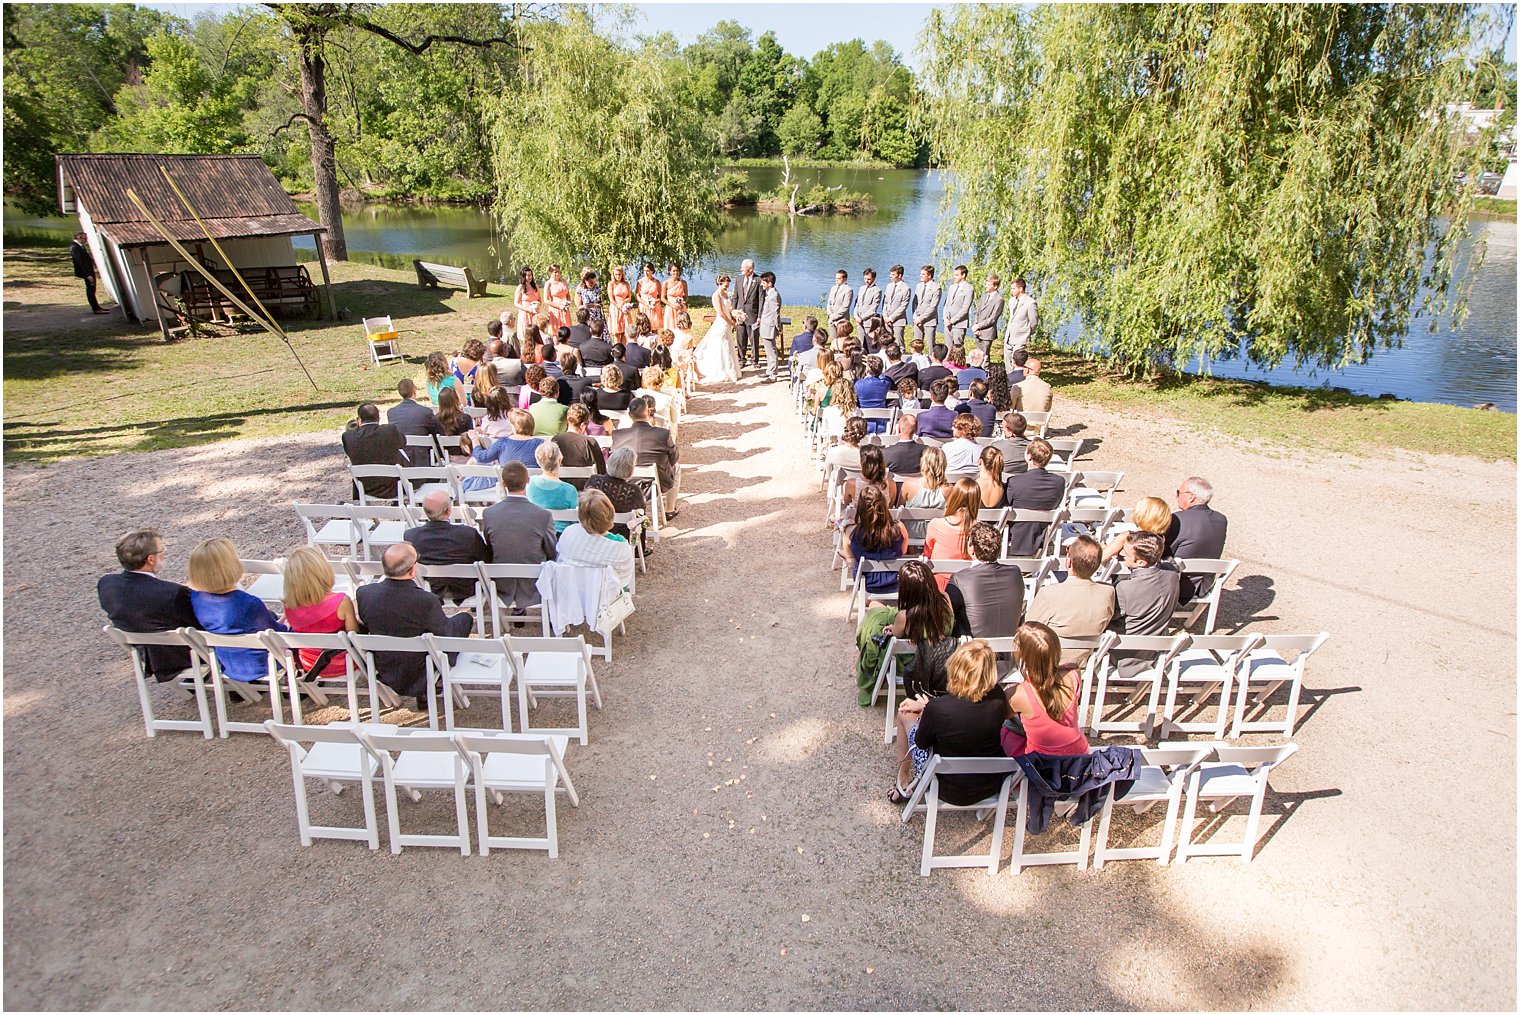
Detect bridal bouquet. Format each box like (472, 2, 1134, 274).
(734, 310, 749, 324)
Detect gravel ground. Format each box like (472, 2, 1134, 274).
(3, 376, 1515, 1010)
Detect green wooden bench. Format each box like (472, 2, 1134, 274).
(413, 259, 489, 298)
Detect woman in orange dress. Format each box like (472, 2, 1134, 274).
(513, 266, 540, 347)
(636, 262, 664, 331)
(544, 264, 572, 332)
(662, 263, 688, 330)
(609, 265, 634, 340)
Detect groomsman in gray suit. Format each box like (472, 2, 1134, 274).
(883, 264, 911, 343)
(758, 271, 783, 381)
(942, 264, 974, 348)
(1005, 276, 1039, 354)
(826, 269, 854, 337)
(972, 273, 1005, 362)
(855, 267, 884, 338)
(912, 264, 943, 344)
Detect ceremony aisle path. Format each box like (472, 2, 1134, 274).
(2, 375, 1514, 1009)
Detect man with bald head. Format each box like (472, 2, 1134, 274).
(353, 541, 474, 710)
(403, 488, 487, 600)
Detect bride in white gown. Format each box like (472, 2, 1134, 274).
(693, 274, 742, 384)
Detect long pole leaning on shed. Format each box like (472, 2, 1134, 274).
(124, 185, 320, 393)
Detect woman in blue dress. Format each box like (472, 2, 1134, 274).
(575, 268, 605, 328)
(188, 537, 286, 681)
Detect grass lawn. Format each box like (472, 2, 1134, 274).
(3, 240, 1514, 464)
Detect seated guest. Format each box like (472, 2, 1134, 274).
(883, 414, 923, 477)
(906, 336, 932, 370)
(945, 522, 1023, 640)
(1165, 476, 1228, 603)
(556, 349, 588, 405)
(477, 385, 517, 441)
(517, 364, 547, 409)
(883, 342, 919, 390)
(898, 445, 949, 543)
(915, 378, 959, 439)
(624, 333, 652, 372)
(636, 366, 681, 440)
(795, 330, 827, 375)
(354, 542, 473, 712)
(1004, 438, 1066, 556)
(529, 376, 569, 435)
(281, 546, 360, 681)
(895, 377, 922, 412)
(1015, 357, 1054, 413)
(985, 362, 1014, 414)
(1026, 535, 1115, 666)
(1001, 621, 1089, 757)
(975, 446, 1006, 508)
(387, 378, 442, 467)
(918, 343, 954, 392)
(821, 375, 859, 442)
(566, 309, 592, 347)
(610, 344, 641, 390)
(960, 347, 989, 386)
(945, 343, 970, 382)
(480, 462, 558, 609)
(991, 411, 1029, 473)
(579, 319, 614, 367)
(493, 337, 525, 387)
(424, 351, 459, 405)
(556, 489, 636, 591)
(587, 448, 648, 547)
(853, 356, 892, 433)
(540, 342, 564, 379)
(98, 527, 200, 681)
(825, 416, 868, 474)
(1109, 530, 1181, 676)
(465, 408, 543, 494)
(470, 360, 500, 409)
(845, 442, 893, 504)
(896, 639, 1011, 803)
(187, 537, 286, 681)
(528, 442, 580, 531)
(1102, 495, 1172, 562)
(595, 364, 633, 412)
(551, 401, 608, 484)
(1006, 346, 1029, 385)
(342, 402, 404, 502)
(941, 412, 984, 477)
(867, 558, 958, 766)
(924, 477, 981, 589)
(954, 379, 999, 436)
(452, 339, 486, 390)
(790, 316, 820, 356)
(843, 485, 909, 600)
(610, 396, 680, 516)
(486, 319, 504, 344)
(403, 488, 488, 600)
(434, 386, 474, 462)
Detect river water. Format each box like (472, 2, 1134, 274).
(9, 164, 1514, 409)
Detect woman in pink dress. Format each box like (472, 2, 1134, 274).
(544, 264, 572, 332)
(608, 265, 634, 340)
(1001, 621, 1090, 757)
(513, 267, 541, 347)
(636, 262, 664, 331)
(922, 478, 980, 591)
(280, 547, 359, 681)
(662, 263, 688, 329)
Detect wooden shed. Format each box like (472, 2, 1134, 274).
(56, 153, 334, 334)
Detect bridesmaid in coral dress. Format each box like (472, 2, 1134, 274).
(636, 262, 664, 331)
(513, 266, 540, 347)
(544, 264, 572, 331)
(609, 265, 634, 340)
(662, 263, 688, 332)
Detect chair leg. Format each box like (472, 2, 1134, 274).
(1093, 787, 1116, 869)
(212, 672, 231, 739)
(1157, 788, 1182, 866)
(919, 780, 940, 877)
(360, 773, 380, 850)
(454, 776, 471, 856)
(1009, 781, 1029, 875)
(474, 767, 492, 855)
(1241, 786, 1267, 863)
(383, 769, 403, 855)
(987, 779, 1012, 876)
(135, 674, 159, 738)
(1176, 772, 1202, 864)
(545, 780, 559, 859)
(1282, 670, 1306, 737)
(291, 768, 314, 847)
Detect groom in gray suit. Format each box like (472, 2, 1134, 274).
(759, 271, 783, 382)
(942, 264, 974, 348)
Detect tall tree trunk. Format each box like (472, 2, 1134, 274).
(294, 23, 346, 262)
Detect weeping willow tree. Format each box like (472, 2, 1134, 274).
(489, 10, 720, 272)
(920, 4, 1506, 373)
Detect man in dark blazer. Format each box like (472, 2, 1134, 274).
(97, 527, 200, 681)
(946, 523, 1025, 642)
(387, 379, 442, 467)
(1165, 476, 1229, 602)
(882, 343, 919, 390)
(883, 414, 923, 476)
(610, 345, 641, 389)
(623, 339, 651, 372)
(566, 308, 592, 348)
(611, 397, 680, 516)
(404, 488, 488, 600)
(914, 378, 960, 439)
(354, 542, 473, 708)
(917, 344, 954, 393)
(1004, 438, 1067, 556)
(732, 259, 763, 368)
(578, 320, 615, 368)
(479, 462, 558, 608)
(954, 379, 1000, 437)
(342, 402, 405, 501)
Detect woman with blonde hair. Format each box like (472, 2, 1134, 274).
(822, 374, 858, 441)
(187, 537, 286, 681)
(470, 359, 499, 409)
(1001, 622, 1089, 757)
(923, 477, 981, 589)
(1103, 494, 1174, 562)
(281, 546, 359, 680)
(636, 365, 680, 439)
(595, 363, 632, 411)
(898, 639, 1012, 803)
(556, 488, 635, 590)
(898, 445, 950, 543)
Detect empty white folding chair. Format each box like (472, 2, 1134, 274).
(1177, 742, 1299, 863)
(104, 626, 213, 739)
(399, 466, 455, 505)
(505, 635, 602, 746)
(1230, 633, 1329, 738)
(449, 464, 505, 507)
(1160, 634, 1264, 739)
(264, 720, 394, 849)
(899, 755, 1021, 876)
(182, 629, 288, 737)
(364, 315, 401, 364)
(456, 731, 579, 857)
(262, 630, 361, 725)
(428, 635, 515, 731)
(349, 465, 403, 506)
(1093, 742, 1214, 867)
(343, 633, 420, 725)
(1021, 410, 1052, 438)
(477, 562, 549, 638)
(1084, 632, 1189, 738)
(295, 503, 360, 558)
(1044, 438, 1084, 472)
(1067, 471, 1124, 509)
(1170, 558, 1241, 634)
(354, 727, 473, 855)
(352, 505, 416, 561)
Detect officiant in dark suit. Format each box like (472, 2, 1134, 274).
(732, 258, 763, 370)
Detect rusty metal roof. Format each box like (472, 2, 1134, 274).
(57, 153, 324, 248)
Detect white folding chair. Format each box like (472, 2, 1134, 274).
(1020, 556, 1060, 609)
(455, 731, 579, 858)
(182, 628, 288, 737)
(477, 562, 549, 638)
(414, 563, 490, 634)
(1093, 742, 1214, 867)
(1004, 507, 1066, 559)
(341, 558, 390, 589)
(355, 727, 473, 855)
(1170, 558, 1240, 634)
(1021, 410, 1052, 438)
(1059, 507, 1119, 549)
(364, 315, 401, 364)
(505, 635, 602, 746)
(294, 504, 360, 558)
(349, 465, 403, 506)
(428, 635, 515, 731)
(435, 434, 465, 461)
(612, 510, 649, 573)
(404, 434, 440, 467)
(352, 505, 416, 560)
(399, 466, 455, 505)
(264, 720, 395, 849)
(871, 637, 922, 745)
(344, 633, 421, 725)
(1160, 634, 1264, 738)
(846, 558, 906, 626)
(536, 562, 633, 661)
(1009, 773, 1095, 874)
(466, 405, 489, 422)
(1231, 633, 1329, 738)
(449, 464, 505, 507)
(1067, 471, 1124, 509)
(240, 558, 288, 611)
(1177, 742, 1299, 863)
(898, 755, 1021, 876)
(262, 630, 361, 725)
(1044, 438, 1084, 472)
(1084, 632, 1189, 737)
(103, 626, 213, 739)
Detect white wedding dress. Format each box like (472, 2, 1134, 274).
(693, 288, 742, 384)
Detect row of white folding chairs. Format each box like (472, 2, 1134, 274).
(903, 740, 1300, 876)
(104, 625, 602, 744)
(265, 721, 578, 857)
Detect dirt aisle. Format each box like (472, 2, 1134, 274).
(2, 376, 1514, 1010)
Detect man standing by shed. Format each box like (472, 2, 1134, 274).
(72, 232, 108, 314)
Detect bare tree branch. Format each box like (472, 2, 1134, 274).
(271, 111, 313, 140)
